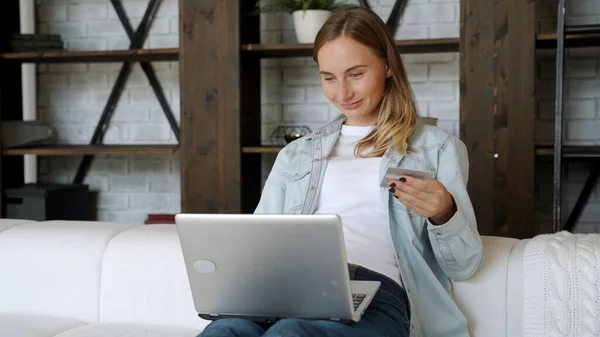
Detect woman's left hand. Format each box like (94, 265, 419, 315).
(387, 176, 457, 225)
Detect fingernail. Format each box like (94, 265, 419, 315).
(388, 188, 395, 193)
(399, 177, 407, 183)
(390, 183, 396, 188)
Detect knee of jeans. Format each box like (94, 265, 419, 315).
(204, 318, 258, 330)
(200, 318, 266, 337)
(269, 318, 308, 331)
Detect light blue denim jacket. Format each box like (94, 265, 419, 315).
(255, 114, 484, 337)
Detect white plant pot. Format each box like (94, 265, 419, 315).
(292, 10, 332, 44)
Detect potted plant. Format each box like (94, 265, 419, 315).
(255, 0, 344, 43)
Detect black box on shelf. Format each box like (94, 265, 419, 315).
(5, 184, 91, 221)
(8, 34, 64, 52)
(1, 121, 55, 148)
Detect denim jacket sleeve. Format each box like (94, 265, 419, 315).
(426, 135, 484, 281)
(254, 148, 289, 214)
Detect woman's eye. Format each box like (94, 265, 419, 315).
(350, 73, 363, 78)
(324, 77, 335, 82)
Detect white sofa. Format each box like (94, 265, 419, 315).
(0, 218, 526, 337)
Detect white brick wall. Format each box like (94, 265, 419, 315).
(36, 0, 180, 224)
(535, 0, 600, 233)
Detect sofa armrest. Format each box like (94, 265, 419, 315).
(506, 238, 528, 337)
(452, 235, 520, 337)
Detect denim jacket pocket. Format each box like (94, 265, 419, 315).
(283, 168, 311, 182)
(283, 168, 311, 214)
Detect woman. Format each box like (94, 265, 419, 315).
(200, 6, 483, 337)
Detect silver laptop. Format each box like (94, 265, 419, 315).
(175, 213, 380, 324)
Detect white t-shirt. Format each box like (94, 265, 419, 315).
(314, 124, 403, 286)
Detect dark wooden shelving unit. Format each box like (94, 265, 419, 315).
(0, 0, 184, 217)
(241, 146, 282, 154)
(536, 145, 600, 158)
(2, 144, 179, 156)
(241, 37, 459, 58)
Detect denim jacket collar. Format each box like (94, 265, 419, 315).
(307, 113, 405, 175)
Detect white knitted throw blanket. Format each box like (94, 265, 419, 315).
(523, 231, 600, 337)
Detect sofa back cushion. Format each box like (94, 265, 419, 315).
(0, 221, 139, 323)
(0, 219, 36, 233)
(98, 225, 209, 331)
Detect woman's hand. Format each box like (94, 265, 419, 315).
(387, 176, 457, 225)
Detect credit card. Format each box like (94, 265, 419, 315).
(380, 167, 434, 187)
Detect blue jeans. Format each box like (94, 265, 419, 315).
(198, 265, 410, 337)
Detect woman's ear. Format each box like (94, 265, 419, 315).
(386, 64, 392, 78)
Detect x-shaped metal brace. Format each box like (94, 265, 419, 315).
(358, 0, 408, 36)
(72, 0, 180, 184)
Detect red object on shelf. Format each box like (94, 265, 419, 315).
(144, 213, 176, 224)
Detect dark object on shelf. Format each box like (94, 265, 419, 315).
(10, 34, 62, 41)
(269, 125, 312, 146)
(1, 121, 55, 148)
(144, 213, 176, 224)
(5, 183, 91, 221)
(9, 34, 64, 52)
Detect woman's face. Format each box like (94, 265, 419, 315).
(317, 36, 391, 126)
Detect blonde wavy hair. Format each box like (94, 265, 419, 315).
(312, 6, 418, 157)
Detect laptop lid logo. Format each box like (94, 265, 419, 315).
(193, 259, 217, 273)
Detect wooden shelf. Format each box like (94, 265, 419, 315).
(536, 145, 600, 158)
(0, 48, 179, 63)
(241, 38, 459, 58)
(252, 145, 600, 157)
(536, 33, 600, 49)
(2, 144, 179, 156)
(242, 146, 283, 154)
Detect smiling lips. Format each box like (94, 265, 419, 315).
(340, 99, 364, 110)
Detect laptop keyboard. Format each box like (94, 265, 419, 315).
(352, 293, 367, 310)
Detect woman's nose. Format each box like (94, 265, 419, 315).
(338, 80, 353, 101)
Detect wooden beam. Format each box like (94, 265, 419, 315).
(506, 0, 535, 239)
(0, 48, 178, 63)
(241, 38, 460, 57)
(3, 145, 179, 156)
(460, 0, 535, 239)
(179, 0, 242, 213)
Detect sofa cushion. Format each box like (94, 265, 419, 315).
(0, 221, 140, 322)
(53, 322, 200, 337)
(99, 225, 209, 331)
(0, 313, 85, 337)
